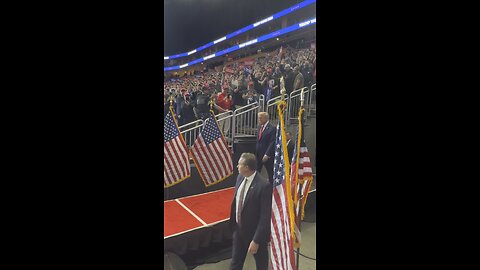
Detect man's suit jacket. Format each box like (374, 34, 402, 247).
(256, 122, 276, 160)
(230, 173, 273, 245)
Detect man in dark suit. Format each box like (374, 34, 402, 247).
(230, 153, 272, 270)
(255, 112, 276, 184)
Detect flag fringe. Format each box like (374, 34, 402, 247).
(164, 106, 191, 189)
(277, 100, 296, 240)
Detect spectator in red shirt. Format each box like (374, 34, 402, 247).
(216, 87, 233, 136)
(217, 87, 233, 111)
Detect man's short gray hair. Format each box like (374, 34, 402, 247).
(258, 112, 269, 119)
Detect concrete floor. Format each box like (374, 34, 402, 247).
(193, 221, 316, 270)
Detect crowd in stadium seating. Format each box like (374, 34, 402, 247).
(163, 43, 316, 127)
(163, 9, 315, 68)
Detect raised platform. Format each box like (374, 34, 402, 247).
(164, 174, 317, 255)
(164, 187, 235, 255)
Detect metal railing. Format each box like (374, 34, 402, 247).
(288, 87, 309, 124)
(231, 102, 260, 142)
(176, 84, 315, 150)
(308, 83, 316, 116)
(258, 94, 265, 112)
(179, 119, 204, 148)
(215, 110, 234, 148)
(266, 94, 289, 125)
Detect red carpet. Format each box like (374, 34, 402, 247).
(164, 200, 204, 238)
(164, 187, 235, 239)
(179, 188, 235, 225)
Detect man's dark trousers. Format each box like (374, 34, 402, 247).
(257, 159, 274, 185)
(230, 229, 268, 270)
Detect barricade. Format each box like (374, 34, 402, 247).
(179, 119, 204, 148)
(308, 83, 316, 117)
(231, 102, 260, 143)
(288, 86, 309, 124)
(266, 93, 289, 125)
(215, 110, 234, 148)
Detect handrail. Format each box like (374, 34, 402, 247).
(266, 93, 289, 124)
(179, 119, 204, 147)
(308, 83, 316, 116)
(179, 119, 204, 133)
(215, 110, 233, 121)
(288, 87, 309, 123)
(231, 102, 260, 143)
(234, 102, 259, 114)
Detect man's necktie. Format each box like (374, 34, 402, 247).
(258, 125, 264, 139)
(237, 178, 248, 225)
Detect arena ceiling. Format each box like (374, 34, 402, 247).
(164, 0, 303, 56)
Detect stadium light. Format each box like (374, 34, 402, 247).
(163, 17, 316, 72)
(163, 0, 316, 60)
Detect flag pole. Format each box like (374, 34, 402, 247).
(208, 96, 216, 123)
(280, 83, 296, 250)
(279, 84, 303, 270)
(296, 88, 306, 270)
(166, 95, 174, 200)
(208, 96, 214, 114)
(296, 191, 304, 270)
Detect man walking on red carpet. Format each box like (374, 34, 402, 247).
(230, 153, 272, 270)
(256, 112, 276, 184)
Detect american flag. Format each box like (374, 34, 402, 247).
(290, 107, 313, 247)
(270, 113, 296, 270)
(190, 113, 233, 187)
(164, 107, 191, 188)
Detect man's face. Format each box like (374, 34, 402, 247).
(258, 114, 267, 125)
(286, 132, 291, 141)
(237, 158, 249, 176)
